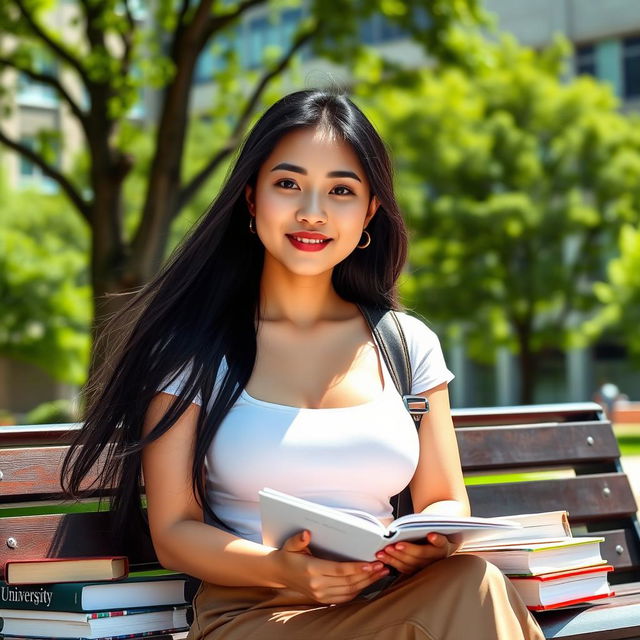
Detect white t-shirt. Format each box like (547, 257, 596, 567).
(159, 312, 454, 543)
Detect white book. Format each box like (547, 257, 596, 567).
(460, 511, 572, 550)
(0, 605, 189, 639)
(508, 565, 613, 610)
(458, 537, 606, 575)
(259, 488, 521, 562)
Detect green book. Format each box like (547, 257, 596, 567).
(0, 574, 188, 612)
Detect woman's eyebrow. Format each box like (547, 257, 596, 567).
(270, 162, 362, 183)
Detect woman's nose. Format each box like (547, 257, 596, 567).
(296, 191, 327, 225)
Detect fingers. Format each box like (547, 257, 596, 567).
(426, 533, 450, 549)
(316, 558, 385, 578)
(282, 530, 312, 553)
(376, 534, 451, 574)
(318, 567, 390, 604)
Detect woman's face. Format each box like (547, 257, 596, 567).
(245, 126, 379, 278)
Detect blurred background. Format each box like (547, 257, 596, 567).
(1, 0, 640, 427)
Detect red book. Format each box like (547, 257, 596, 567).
(4, 556, 129, 585)
(509, 564, 614, 611)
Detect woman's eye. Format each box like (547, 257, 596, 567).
(275, 180, 353, 195)
(276, 179, 298, 190)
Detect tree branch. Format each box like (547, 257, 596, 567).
(0, 128, 90, 222)
(119, 0, 136, 73)
(176, 26, 318, 212)
(176, 0, 191, 32)
(77, 0, 108, 55)
(13, 0, 88, 83)
(0, 57, 87, 129)
(205, 0, 266, 37)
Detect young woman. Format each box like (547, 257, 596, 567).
(63, 89, 544, 639)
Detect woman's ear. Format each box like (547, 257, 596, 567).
(365, 195, 380, 227)
(245, 184, 255, 215)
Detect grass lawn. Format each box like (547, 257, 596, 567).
(614, 422, 640, 456)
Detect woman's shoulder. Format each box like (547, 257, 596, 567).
(393, 310, 442, 346)
(158, 357, 229, 406)
(392, 310, 454, 394)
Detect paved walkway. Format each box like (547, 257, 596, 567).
(621, 455, 640, 515)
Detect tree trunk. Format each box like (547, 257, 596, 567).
(87, 166, 141, 382)
(514, 320, 537, 405)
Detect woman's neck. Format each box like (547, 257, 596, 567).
(258, 259, 353, 327)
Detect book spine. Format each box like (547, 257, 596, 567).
(0, 582, 82, 612)
(87, 607, 168, 620)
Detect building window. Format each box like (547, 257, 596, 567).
(575, 44, 596, 77)
(378, 15, 406, 43)
(359, 16, 378, 45)
(246, 15, 269, 69)
(245, 8, 305, 70)
(17, 56, 59, 108)
(18, 136, 59, 193)
(623, 35, 640, 99)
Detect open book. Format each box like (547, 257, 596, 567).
(259, 488, 521, 562)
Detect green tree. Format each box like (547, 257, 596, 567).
(590, 224, 640, 355)
(0, 186, 90, 384)
(360, 37, 640, 403)
(0, 0, 485, 375)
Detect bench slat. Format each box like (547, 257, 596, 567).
(452, 403, 604, 427)
(468, 473, 638, 522)
(1, 422, 622, 499)
(0, 512, 158, 571)
(597, 529, 639, 577)
(534, 585, 640, 640)
(457, 422, 620, 471)
(0, 424, 80, 447)
(0, 446, 110, 499)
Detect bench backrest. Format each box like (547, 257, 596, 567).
(454, 403, 640, 585)
(1, 402, 639, 583)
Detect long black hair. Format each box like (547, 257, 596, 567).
(61, 88, 408, 544)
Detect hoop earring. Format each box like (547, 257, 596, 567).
(357, 229, 371, 249)
(248, 216, 257, 234)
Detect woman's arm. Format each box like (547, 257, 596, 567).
(141, 393, 388, 601)
(409, 381, 470, 516)
(375, 382, 470, 574)
(141, 393, 284, 587)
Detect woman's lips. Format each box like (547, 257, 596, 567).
(286, 234, 332, 252)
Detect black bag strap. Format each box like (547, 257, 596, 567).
(358, 305, 430, 519)
(359, 305, 412, 395)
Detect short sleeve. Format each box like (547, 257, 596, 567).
(158, 363, 203, 405)
(395, 312, 455, 394)
(157, 358, 229, 407)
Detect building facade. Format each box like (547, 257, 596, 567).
(1, 0, 639, 413)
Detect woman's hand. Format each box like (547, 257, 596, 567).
(374, 533, 457, 575)
(274, 530, 390, 604)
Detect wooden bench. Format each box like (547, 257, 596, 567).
(1, 401, 639, 639)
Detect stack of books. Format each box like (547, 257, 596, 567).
(0, 555, 191, 638)
(458, 511, 615, 611)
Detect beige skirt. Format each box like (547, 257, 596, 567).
(187, 555, 545, 640)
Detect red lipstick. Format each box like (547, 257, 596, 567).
(286, 231, 332, 252)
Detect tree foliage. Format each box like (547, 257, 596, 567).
(591, 224, 640, 355)
(0, 0, 486, 379)
(359, 37, 640, 402)
(0, 183, 90, 384)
